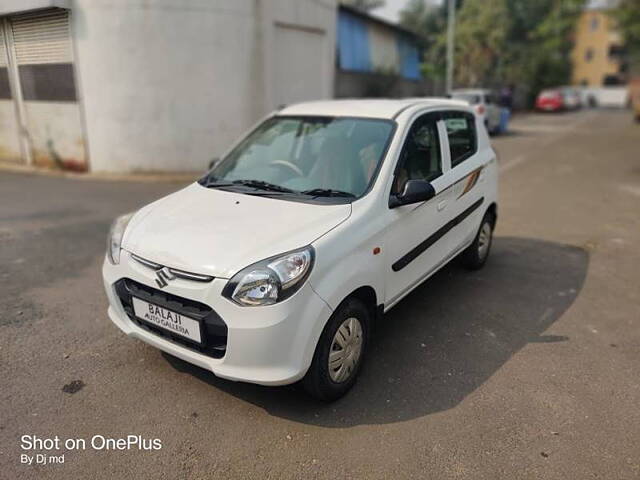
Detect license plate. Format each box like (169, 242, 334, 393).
(132, 297, 202, 344)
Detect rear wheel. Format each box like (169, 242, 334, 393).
(461, 212, 495, 270)
(302, 298, 369, 402)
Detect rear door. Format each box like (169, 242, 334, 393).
(440, 110, 491, 251)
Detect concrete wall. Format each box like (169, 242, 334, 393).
(0, 7, 88, 170)
(368, 22, 399, 73)
(0, 100, 21, 162)
(72, 0, 336, 173)
(25, 102, 86, 169)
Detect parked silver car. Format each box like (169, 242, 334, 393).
(450, 89, 504, 134)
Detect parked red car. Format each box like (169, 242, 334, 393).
(536, 89, 564, 112)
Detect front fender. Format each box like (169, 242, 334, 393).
(309, 232, 386, 313)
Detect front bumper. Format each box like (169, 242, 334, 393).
(102, 251, 333, 386)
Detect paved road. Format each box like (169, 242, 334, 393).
(1, 110, 639, 479)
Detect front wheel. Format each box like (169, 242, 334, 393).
(460, 212, 495, 270)
(302, 298, 369, 402)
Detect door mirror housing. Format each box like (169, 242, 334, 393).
(389, 179, 436, 208)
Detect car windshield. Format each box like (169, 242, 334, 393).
(200, 116, 394, 201)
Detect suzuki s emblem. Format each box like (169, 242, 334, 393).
(155, 267, 176, 288)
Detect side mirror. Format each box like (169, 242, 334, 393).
(208, 157, 220, 170)
(389, 179, 436, 208)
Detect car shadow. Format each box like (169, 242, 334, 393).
(163, 236, 588, 427)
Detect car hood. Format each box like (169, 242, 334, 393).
(122, 183, 351, 278)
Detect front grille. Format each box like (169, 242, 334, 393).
(130, 253, 215, 283)
(115, 278, 227, 358)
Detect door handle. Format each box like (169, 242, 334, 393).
(437, 200, 447, 211)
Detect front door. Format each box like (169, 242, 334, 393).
(383, 112, 454, 306)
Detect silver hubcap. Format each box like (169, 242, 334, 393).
(328, 317, 363, 383)
(478, 222, 492, 259)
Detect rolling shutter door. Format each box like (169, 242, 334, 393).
(11, 9, 72, 65)
(10, 9, 76, 101)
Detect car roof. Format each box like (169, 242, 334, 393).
(277, 98, 469, 120)
(451, 88, 490, 95)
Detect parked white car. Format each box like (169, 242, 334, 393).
(103, 99, 499, 401)
(450, 88, 503, 134)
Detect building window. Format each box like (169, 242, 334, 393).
(609, 44, 626, 59)
(585, 48, 594, 62)
(603, 74, 622, 86)
(590, 16, 599, 31)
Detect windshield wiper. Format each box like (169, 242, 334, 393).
(200, 175, 234, 188)
(232, 179, 294, 193)
(202, 180, 235, 188)
(301, 188, 356, 198)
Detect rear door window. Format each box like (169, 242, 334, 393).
(443, 112, 477, 167)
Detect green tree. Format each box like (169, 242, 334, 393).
(613, 0, 640, 73)
(399, 0, 455, 81)
(400, 0, 584, 106)
(454, 0, 509, 86)
(613, 0, 640, 51)
(523, 0, 584, 101)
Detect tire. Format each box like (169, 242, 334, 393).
(460, 211, 495, 270)
(302, 297, 370, 402)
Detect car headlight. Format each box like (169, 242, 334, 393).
(223, 246, 315, 306)
(107, 212, 135, 265)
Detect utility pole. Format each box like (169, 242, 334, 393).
(445, 0, 455, 94)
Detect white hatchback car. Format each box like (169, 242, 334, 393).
(103, 99, 498, 401)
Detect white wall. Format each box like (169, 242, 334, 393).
(72, 0, 336, 173)
(273, 24, 328, 107)
(579, 86, 629, 108)
(24, 102, 86, 169)
(0, 100, 22, 162)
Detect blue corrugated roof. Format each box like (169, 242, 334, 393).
(337, 7, 422, 80)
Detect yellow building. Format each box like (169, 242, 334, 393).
(572, 2, 627, 87)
